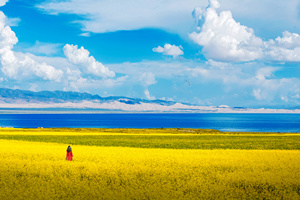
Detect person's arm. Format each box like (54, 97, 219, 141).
(71, 151, 74, 161)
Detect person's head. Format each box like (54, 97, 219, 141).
(67, 146, 72, 152)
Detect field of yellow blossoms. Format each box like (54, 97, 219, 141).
(0, 128, 299, 199)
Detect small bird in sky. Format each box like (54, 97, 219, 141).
(185, 80, 191, 86)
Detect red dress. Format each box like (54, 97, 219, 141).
(66, 150, 73, 161)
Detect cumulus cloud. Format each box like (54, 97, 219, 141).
(0, 12, 17, 48)
(1, 52, 63, 82)
(24, 49, 126, 92)
(189, 0, 263, 62)
(265, 31, 300, 61)
(0, 11, 63, 82)
(189, 0, 300, 62)
(63, 44, 115, 78)
(153, 44, 184, 58)
(209, 0, 220, 9)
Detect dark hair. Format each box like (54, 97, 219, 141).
(67, 146, 72, 152)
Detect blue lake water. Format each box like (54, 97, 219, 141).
(0, 113, 299, 132)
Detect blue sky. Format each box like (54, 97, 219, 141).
(0, 0, 299, 108)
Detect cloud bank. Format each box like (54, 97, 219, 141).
(37, 0, 205, 35)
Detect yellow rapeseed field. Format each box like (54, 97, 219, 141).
(0, 138, 299, 200)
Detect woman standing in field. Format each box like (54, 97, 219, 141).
(66, 146, 74, 161)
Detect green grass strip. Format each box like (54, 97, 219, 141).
(0, 134, 299, 150)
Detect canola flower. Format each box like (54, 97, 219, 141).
(0, 139, 299, 200)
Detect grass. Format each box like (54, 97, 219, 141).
(0, 134, 299, 150)
(0, 128, 299, 150)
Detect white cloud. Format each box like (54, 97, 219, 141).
(0, 0, 8, 7)
(79, 32, 91, 37)
(139, 72, 157, 100)
(36, 0, 300, 43)
(108, 61, 189, 79)
(209, 0, 220, 9)
(189, 0, 300, 62)
(1, 52, 298, 106)
(37, 0, 206, 35)
(0, 11, 63, 82)
(25, 41, 61, 56)
(5, 17, 20, 27)
(189, 0, 263, 62)
(281, 96, 288, 102)
(107, 59, 299, 106)
(153, 44, 184, 58)
(144, 89, 155, 100)
(63, 44, 115, 78)
(109, 60, 300, 104)
(265, 31, 300, 61)
(206, 59, 229, 68)
(1, 51, 63, 82)
(64, 74, 128, 92)
(0, 12, 17, 49)
(253, 89, 264, 100)
(182, 60, 300, 104)
(140, 72, 156, 86)
(25, 50, 126, 92)
(255, 67, 279, 81)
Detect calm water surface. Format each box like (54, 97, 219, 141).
(0, 113, 299, 132)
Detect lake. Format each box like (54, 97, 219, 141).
(0, 113, 299, 132)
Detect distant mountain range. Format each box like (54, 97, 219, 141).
(0, 88, 175, 106)
(0, 88, 298, 113)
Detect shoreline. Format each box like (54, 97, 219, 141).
(0, 127, 299, 135)
(0, 111, 300, 114)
